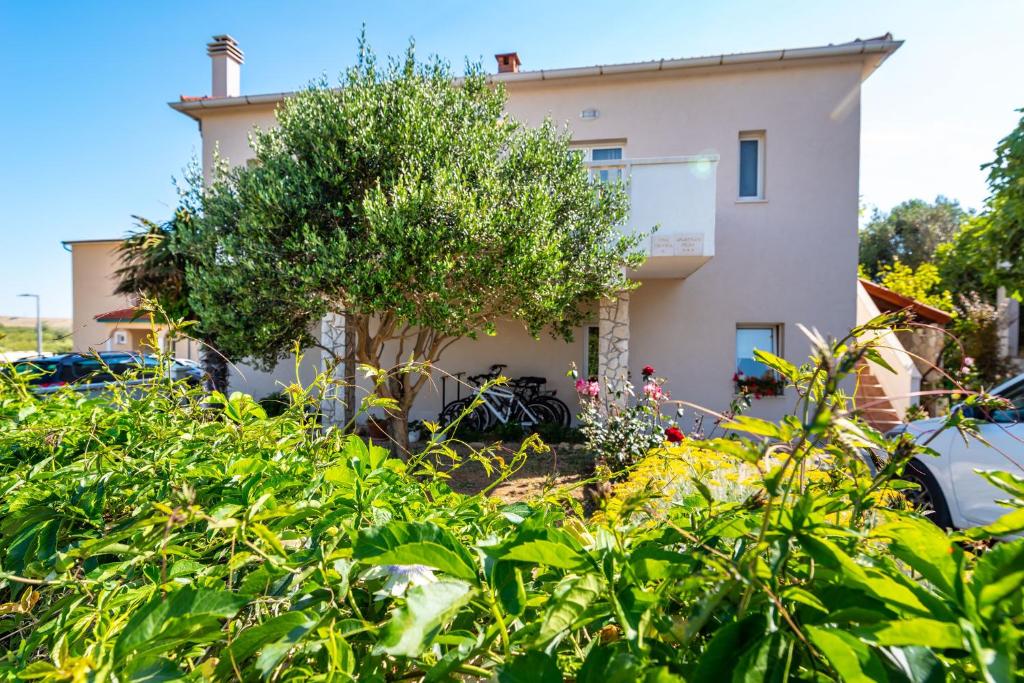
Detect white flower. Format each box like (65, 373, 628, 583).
(361, 563, 437, 600)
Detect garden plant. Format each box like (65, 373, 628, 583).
(1, 314, 1023, 681)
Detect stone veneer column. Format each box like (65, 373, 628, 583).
(320, 312, 348, 426)
(598, 292, 630, 404)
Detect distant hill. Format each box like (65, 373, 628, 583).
(0, 316, 71, 332)
(0, 317, 73, 354)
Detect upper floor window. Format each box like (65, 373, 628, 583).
(738, 132, 765, 199)
(576, 145, 625, 184)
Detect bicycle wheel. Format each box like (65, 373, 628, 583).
(531, 395, 572, 428)
(524, 397, 563, 428)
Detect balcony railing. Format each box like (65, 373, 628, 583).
(586, 154, 718, 279)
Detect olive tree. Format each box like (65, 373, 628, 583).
(183, 41, 644, 448)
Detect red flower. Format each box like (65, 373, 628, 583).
(642, 365, 655, 377)
(665, 426, 685, 443)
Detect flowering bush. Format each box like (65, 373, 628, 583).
(733, 370, 785, 398)
(574, 363, 679, 468)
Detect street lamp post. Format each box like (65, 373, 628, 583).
(17, 293, 42, 356)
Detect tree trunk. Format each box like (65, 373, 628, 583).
(200, 344, 230, 393)
(387, 414, 410, 455)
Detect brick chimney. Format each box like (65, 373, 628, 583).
(207, 34, 244, 98)
(495, 52, 521, 74)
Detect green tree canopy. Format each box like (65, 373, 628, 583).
(858, 196, 967, 279)
(182, 41, 643, 445)
(937, 109, 1024, 301)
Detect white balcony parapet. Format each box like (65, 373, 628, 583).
(586, 154, 718, 279)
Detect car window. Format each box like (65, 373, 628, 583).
(993, 377, 1024, 423)
(13, 359, 61, 385)
(70, 357, 112, 383)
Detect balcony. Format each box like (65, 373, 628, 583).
(586, 154, 718, 279)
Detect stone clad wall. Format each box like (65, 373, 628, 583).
(598, 293, 630, 403)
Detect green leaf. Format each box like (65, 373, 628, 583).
(691, 614, 767, 681)
(856, 618, 964, 649)
(965, 507, 1024, 539)
(799, 534, 931, 615)
(873, 518, 962, 597)
(501, 539, 587, 569)
(376, 579, 475, 657)
(970, 539, 1024, 615)
(720, 415, 789, 440)
(806, 625, 890, 683)
(255, 619, 319, 677)
(355, 521, 477, 580)
(734, 632, 789, 683)
(577, 646, 643, 683)
(114, 587, 248, 661)
(497, 651, 561, 683)
(535, 573, 603, 645)
(215, 611, 314, 679)
(752, 350, 797, 381)
(490, 560, 527, 616)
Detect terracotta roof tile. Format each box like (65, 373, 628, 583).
(95, 307, 149, 323)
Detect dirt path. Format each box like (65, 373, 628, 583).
(438, 442, 594, 503)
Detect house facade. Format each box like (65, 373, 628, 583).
(69, 34, 902, 423)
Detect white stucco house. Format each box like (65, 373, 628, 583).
(67, 33, 905, 426)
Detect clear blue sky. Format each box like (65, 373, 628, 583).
(2, 1, 1022, 318)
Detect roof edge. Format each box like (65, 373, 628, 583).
(62, 238, 123, 246)
(859, 278, 953, 326)
(169, 35, 902, 117)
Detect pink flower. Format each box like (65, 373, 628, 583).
(963, 356, 975, 367)
(575, 379, 600, 398)
(643, 382, 665, 401)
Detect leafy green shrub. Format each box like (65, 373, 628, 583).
(574, 366, 679, 468)
(1, 317, 1022, 681)
(256, 390, 290, 418)
(945, 292, 1017, 389)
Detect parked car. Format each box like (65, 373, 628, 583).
(9, 352, 203, 395)
(889, 372, 1024, 529)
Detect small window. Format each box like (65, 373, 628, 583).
(736, 325, 780, 378)
(574, 145, 626, 184)
(590, 148, 623, 162)
(739, 132, 765, 199)
(114, 330, 128, 345)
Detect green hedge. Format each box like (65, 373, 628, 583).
(1, 319, 1022, 681)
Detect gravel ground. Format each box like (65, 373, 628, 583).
(428, 441, 595, 503)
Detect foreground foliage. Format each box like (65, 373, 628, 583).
(1, 319, 1023, 681)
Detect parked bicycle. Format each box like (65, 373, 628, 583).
(438, 364, 572, 432)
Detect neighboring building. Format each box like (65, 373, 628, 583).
(69, 33, 902, 421)
(62, 238, 196, 359)
(856, 278, 954, 427)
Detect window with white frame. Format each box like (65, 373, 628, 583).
(575, 144, 626, 184)
(738, 131, 765, 199)
(114, 330, 128, 346)
(735, 325, 781, 378)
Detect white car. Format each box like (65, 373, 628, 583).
(891, 372, 1024, 529)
